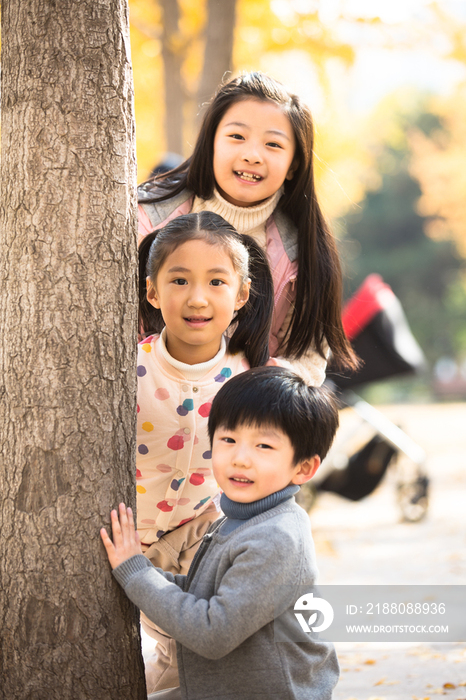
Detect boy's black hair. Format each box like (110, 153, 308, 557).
(208, 366, 339, 464)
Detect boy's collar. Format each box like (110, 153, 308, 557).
(220, 484, 300, 521)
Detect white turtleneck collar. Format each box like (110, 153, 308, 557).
(158, 328, 227, 381)
(191, 186, 284, 240)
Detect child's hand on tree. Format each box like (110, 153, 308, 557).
(100, 503, 143, 569)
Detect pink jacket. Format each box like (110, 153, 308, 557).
(138, 194, 298, 356)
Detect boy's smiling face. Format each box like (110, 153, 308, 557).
(212, 423, 319, 503)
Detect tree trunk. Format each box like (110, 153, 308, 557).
(160, 0, 184, 155)
(196, 0, 237, 126)
(0, 1, 146, 698)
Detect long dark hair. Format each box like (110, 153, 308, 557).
(138, 211, 273, 368)
(138, 71, 358, 371)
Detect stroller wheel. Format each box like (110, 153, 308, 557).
(397, 474, 429, 522)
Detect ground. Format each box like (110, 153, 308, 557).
(310, 402, 466, 700)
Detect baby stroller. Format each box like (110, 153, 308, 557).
(302, 274, 429, 522)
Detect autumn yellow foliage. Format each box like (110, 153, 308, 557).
(128, 0, 466, 233)
(128, 0, 369, 220)
(409, 86, 466, 255)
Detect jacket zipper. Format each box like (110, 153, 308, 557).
(275, 275, 297, 307)
(185, 517, 226, 590)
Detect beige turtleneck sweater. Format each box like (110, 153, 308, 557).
(191, 186, 282, 247)
(191, 188, 327, 386)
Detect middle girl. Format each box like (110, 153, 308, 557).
(135, 210, 274, 692)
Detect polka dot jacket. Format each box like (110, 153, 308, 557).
(136, 333, 250, 545)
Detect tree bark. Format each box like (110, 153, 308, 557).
(0, 1, 145, 698)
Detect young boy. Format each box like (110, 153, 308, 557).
(101, 367, 340, 700)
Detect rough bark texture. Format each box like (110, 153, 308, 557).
(0, 1, 145, 698)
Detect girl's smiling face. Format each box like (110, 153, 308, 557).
(213, 98, 297, 208)
(147, 239, 250, 365)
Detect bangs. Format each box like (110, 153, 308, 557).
(208, 367, 339, 464)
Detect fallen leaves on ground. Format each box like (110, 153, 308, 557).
(374, 676, 400, 686)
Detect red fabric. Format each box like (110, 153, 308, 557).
(342, 274, 396, 341)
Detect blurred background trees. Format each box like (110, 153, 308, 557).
(338, 94, 466, 400)
(128, 0, 466, 400)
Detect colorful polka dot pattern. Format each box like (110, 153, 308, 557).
(177, 398, 194, 416)
(155, 388, 169, 401)
(198, 403, 211, 417)
(214, 367, 232, 383)
(136, 334, 249, 545)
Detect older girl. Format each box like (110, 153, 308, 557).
(138, 71, 358, 385)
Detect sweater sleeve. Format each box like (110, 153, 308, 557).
(138, 204, 155, 244)
(113, 512, 315, 660)
(113, 554, 187, 591)
(274, 306, 329, 387)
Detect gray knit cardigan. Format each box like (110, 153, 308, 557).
(113, 498, 339, 700)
